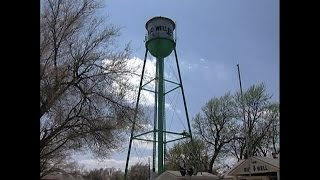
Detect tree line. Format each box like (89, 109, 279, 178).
(165, 83, 279, 175)
(40, 160, 149, 180)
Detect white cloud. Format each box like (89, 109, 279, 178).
(212, 61, 228, 80)
(131, 127, 154, 150)
(141, 123, 153, 130)
(181, 61, 202, 71)
(77, 156, 153, 171)
(133, 139, 154, 150)
(115, 57, 173, 108)
(103, 57, 156, 106)
(125, 57, 156, 106)
(179, 58, 229, 80)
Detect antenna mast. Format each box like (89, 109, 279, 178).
(237, 64, 251, 176)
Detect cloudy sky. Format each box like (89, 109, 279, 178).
(74, 0, 279, 171)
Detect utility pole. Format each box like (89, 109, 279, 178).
(237, 64, 251, 176)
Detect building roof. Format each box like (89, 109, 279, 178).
(42, 174, 64, 180)
(225, 156, 279, 176)
(254, 156, 279, 168)
(156, 170, 219, 180)
(42, 174, 83, 180)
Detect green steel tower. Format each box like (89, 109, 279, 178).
(124, 16, 196, 179)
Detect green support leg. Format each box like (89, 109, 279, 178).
(157, 58, 165, 175)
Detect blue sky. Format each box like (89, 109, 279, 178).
(75, 0, 279, 171)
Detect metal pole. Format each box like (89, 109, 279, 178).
(173, 48, 193, 142)
(157, 57, 165, 175)
(173, 48, 196, 174)
(124, 49, 148, 180)
(153, 59, 158, 174)
(163, 78, 166, 171)
(236, 64, 250, 176)
(148, 157, 151, 180)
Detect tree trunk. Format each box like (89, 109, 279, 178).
(208, 152, 219, 173)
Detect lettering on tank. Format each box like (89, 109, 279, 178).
(148, 26, 173, 36)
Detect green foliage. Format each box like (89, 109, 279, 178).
(232, 83, 279, 159)
(166, 83, 281, 175)
(192, 92, 238, 173)
(165, 138, 209, 172)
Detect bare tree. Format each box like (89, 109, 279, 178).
(128, 162, 149, 180)
(254, 103, 280, 157)
(86, 168, 105, 180)
(193, 93, 238, 173)
(109, 168, 124, 180)
(165, 138, 209, 172)
(40, 0, 138, 177)
(104, 167, 124, 180)
(229, 126, 246, 161)
(83, 167, 124, 180)
(231, 83, 279, 160)
(269, 103, 280, 156)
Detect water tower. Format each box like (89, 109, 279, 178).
(124, 16, 196, 179)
